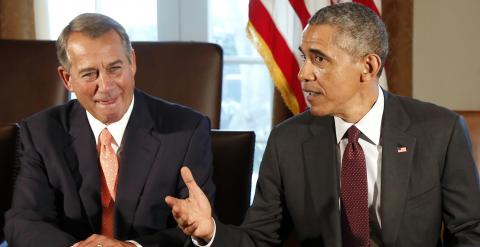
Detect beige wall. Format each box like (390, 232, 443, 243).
(413, 0, 480, 110)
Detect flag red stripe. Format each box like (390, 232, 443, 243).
(352, 0, 381, 16)
(289, 0, 311, 28)
(249, 0, 307, 111)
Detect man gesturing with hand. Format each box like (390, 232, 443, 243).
(165, 167, 215, 245)
(166, 3, 480, 247)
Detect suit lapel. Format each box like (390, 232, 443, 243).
(64, 102, 102, 233)
(380, 92, 416, 246)
(115, 92, 161, 238)
(303, 115, 342, 246)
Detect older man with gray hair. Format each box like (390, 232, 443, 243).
(5, 13, 215, 247)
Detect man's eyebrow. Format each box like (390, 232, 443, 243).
(107, 60, 123, 67)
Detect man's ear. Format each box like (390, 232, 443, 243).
(360, 53, 382, 82)
(130, 49, 137, 75)
(58, 66, 73, 91)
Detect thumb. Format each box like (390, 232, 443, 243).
(165, 195, 181, 208)
(181, 166, 203, 196)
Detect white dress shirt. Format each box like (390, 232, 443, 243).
(334, 86, 384, 227)
(85, 97, 142, 247)
(86, 96, 134, 152)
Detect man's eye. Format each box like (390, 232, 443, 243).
(300, 54, 306, 61)
(314, 55, 324, 63)
(82, 72, 97, 79)
(109, 66, 122, 73)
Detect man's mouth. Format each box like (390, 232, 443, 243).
(304, 89, 323, 97)
(96, 97, 117, 105)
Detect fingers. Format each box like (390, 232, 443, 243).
(180, 166, 200, 194)
(164, 195, 181, 208)
(75, 234, 129, 247)
(165, 196, 189, 226)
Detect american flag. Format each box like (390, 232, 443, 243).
(247, 0, 388, 115)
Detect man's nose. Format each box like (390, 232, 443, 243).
(98, 72, 113, 91)
(298, 61, 315, 82)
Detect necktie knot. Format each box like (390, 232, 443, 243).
(346, 125, 361, 143)
(100, 128, 113, 146)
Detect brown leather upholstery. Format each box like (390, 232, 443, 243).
(211, 130, 255, 225)
(0, 124, 18, 241)
(456, 111, 480, 169)
(0, 40, 67, 124)
(133, 42, 223, 129)
(0, 40, 222, 128)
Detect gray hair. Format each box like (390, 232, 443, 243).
(56, 13, 132, 71)
(309, 2, 389, 75)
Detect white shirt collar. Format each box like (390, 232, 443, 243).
(334, 86, 384, 145)
(86, 96, 135, 146)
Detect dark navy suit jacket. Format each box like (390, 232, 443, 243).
(5, 89, 215, 247)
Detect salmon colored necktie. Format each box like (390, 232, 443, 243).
(340, 126, 370, 247)
(98, 128, 118, 238)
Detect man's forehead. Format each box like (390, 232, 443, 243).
(301, 24, 337, 47)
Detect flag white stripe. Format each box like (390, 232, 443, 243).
(304, 0, 337, 16)
(259, 0, 304, 57)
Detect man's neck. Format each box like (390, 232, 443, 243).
(335, 86, 379, 123)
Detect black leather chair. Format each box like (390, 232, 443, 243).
(133, 42, 223, 129)
(0, 40, 67, 124)
(211, 130, 255, 225)
(0, 124, 18, 241)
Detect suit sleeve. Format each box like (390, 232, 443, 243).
(134, 116, 216, 247)
(4, 121, 77, 247)
(211, 127, 292, 247)
(442, 116, 480, 245)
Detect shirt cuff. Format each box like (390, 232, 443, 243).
(191, 218, 216, 247)
(126, 240, 142, 247)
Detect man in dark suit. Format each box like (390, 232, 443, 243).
(165, 3, 480, 247)
(4, 13, 215, 247)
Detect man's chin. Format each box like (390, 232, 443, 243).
(94, 111, 123, 124)
(309, 107, 329, 117)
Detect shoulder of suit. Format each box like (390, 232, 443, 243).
(386, 92, 459, 125)
(21, 100, 77, 127)
(135, 89, 207, 125)
(272, 110, 331, 135)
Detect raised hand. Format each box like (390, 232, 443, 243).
(165, 166, 215, 242)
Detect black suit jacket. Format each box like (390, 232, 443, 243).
(213, 91, 480, 247)
(5, 89, 215, 247)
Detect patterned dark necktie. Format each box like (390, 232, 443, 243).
(341, 126, 370, 247)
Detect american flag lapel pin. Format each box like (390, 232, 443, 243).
(397, 145, 408, 153)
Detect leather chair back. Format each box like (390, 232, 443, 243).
(0, 40, 223, 128)
(133, 42, 223, 129)
(0, 40, 67, 124)
(211, 130, 255, 225)
(0, 124, 18, 241)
